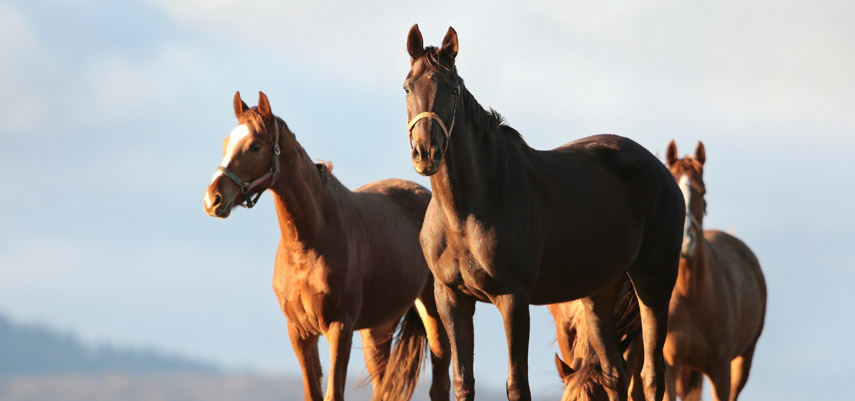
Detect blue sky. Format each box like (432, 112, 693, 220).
(1, 0, 853, 398)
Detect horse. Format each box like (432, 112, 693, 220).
(551, 142, 767, 401)
(549, 281, 646, 401)
(202, 91, 451, 401)
(402, 24, 684, 401)
(662, 141, 767, 401)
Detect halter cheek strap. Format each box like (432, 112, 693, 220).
(217, 120, 281, 208)
(407, 83, 460, 151)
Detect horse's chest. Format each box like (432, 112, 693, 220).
(273, 263, 335, 335)
(428, 221, 515, 300)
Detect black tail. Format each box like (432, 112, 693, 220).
(372, 307, 428, 401)
(614, 280, 642, 352)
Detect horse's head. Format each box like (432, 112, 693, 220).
(403, 24, 461, 176)
(554, 354, 610, 401)
(666, 140, 707, 258)
(204, 91, 282, 218)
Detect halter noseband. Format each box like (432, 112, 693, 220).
(685, 212, 702, 231)
(407, 82, 460, 152)
(216, 120, 281, 208)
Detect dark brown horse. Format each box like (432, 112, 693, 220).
(663, 141, 767, 401)
(402, 25, 684, 401)
(203, 91, 451, 401)
(551, 142, 767, 401)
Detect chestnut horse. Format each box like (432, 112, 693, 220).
(403, 25, 684, 401)
(549, 281, 645, 401)
(662, 141, 766, 401)
(203, 92, 451, 401)
(551, 142, 767, 401)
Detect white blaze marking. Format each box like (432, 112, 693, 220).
(678, 175, 692, 211)
(678, 174, 695, 254)
(210, 124, 251, 184)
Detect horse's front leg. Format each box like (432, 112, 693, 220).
(492, 291, 532, 401)
(323, 320, 354, 401)
(287, 320, 324, 401)
(434, 282, 476, 401)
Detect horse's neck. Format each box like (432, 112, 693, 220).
(430, 91, 504, 222)
(675, 235, 710, 296)
(268, 135, 344, 249)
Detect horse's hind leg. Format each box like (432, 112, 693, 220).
(729, 341, 758, 401)
(627, 247, 679, 401)
(581, 281, 629, 401)
(416, 281, 451, 401)
(287, 321, 324, 401)
(359, 319, 397, 392)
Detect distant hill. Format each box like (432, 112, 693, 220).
(0, 313, 515, 401)
(0, 313, 217, 376)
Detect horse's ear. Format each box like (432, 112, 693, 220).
(407, 24, 425, 59)
(554, 353, 575, 384)
(694, 141, 706, 166)
(439, 26, 459, 61)
(234, 91, 248, 117)
(666, 140, 678, 167)
(257, 91, 272, 120)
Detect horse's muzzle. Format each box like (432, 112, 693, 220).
(412, 143, 442, 176)
(204, 189, 234, 218)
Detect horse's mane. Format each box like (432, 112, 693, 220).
(417, 47, 526, 147)
(237, 108, 334, 183)
(564, 281, 641, 400)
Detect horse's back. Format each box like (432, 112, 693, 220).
(354, 178, 431, 225)
(548, 134, 685, 252)
(544, 134, 679, 205)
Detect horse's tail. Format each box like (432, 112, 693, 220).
(678, 369, 704, 401)
(614, 280, 642, 351)
(372, 307, 428, 401)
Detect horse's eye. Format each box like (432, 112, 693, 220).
(249, 142, 262, 152)
(451, 89, 457, 97)
(404, 87, 410, 94)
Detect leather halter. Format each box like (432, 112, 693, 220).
(681, 212, 703, 259)
(216, 120, 281, 208)
(407, 83, 460, 151)
(685, 212, 702, 231)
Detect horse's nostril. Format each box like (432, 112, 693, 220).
(412, 148, 421, 161)
(212, 193, 222, 207)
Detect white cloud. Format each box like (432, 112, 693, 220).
(82, 44, 208, 124)
(142, 0, 855, 145)
(0, 2, 52, 132)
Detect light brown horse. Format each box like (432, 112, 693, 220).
(549, 281, 646, 401)
(662, 141, 766, 401)
(552, 142, 767, 401)
(403, 25, 684, 401)
(203, 91, 451, 401)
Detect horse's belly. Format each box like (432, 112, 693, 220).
(354, 266, 428, 330)
(528, 240, 640, 304)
